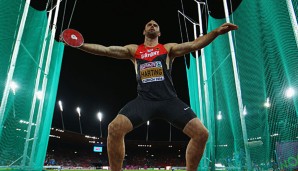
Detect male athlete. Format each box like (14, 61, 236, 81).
(66, 20, 238, 171)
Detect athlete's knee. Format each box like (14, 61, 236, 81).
(192, 128, 209, 146)
(198, 127, 209, 143)
(108, 121, 125, 138)
(184, 119, 209, 143)
(195, 120, 208, 137)
(108, 115, 132, 138)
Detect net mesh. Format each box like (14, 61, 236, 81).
(0, 0, 64, 170)
(186, 0, 298, 170)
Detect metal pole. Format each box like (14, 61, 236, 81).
(286, 0, 298, 47)
(146, 121, 149, 142)
(196, 0, 208, 138)
(78, 116, 82, 134)
(29, 0, 62, 166)
(0, 0, 31, 135)
(97, 112, 103, 138)
(222, 0, 252, 170)
(194, 1, 211, 169)
(22, 0, 53, 167)
(177, 10, 204, 122)
(99, 121, 102, 138)
(60, 111, 65, 130)
(58, 101, 65, 130)
(169, 123, 172, 142)
(146, 125, 149, 142)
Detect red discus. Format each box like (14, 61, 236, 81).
(60, 29, 84, 47)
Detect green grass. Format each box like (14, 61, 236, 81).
(44, 170, 186, 171)
(0, 168, 229, 171)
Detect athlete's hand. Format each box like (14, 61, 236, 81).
(215, 23, 238, 35)
(59, 34, 67, 44)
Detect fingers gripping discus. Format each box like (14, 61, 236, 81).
(60, 29, 84, 47)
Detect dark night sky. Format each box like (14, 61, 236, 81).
(30, 0, 241, 141)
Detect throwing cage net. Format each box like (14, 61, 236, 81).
(0, 0, 64, 170)
(185, 0, 298, 170)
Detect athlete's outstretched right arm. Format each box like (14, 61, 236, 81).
(78, 43, 137, 60)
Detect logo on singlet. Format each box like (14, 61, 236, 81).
(141, 48, 160, 59)
(140, 61, 164, 83)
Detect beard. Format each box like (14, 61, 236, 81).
(145, 30, 160, 39)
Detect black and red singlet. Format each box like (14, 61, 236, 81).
(134, 43, 177, 100)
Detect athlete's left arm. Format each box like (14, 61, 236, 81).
(166, 23, 238, 59)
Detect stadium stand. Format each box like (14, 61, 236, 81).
(46, 128, 187, 169)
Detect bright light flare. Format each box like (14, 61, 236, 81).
(97, 112, 102, 122)
(36, 91, 43, 100)
(217, 111, 222, 120)
(285, 87, 295, 98)
(243, 106, 247, 115)
(76, 107, 81, 117)
(10, 81, 18, 94)
(58, 100, 63, 111)
(264, 98, 271, 108)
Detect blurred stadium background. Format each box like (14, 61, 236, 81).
(1, 0, 298, 171)
(45, 128, 188, 170)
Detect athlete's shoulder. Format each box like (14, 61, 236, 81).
(125, 44, 139, 49)
(163, 43, 178, 53)
(156, 43, 168, 54)
(124, 44, 139, 55)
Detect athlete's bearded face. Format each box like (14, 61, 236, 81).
(143, 20, 161, 39)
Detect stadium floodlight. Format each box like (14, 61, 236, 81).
(146, 121, 150, 142)
(76, 107, 81, 117)
(76, 106, 82, 134)
(97, 112, 102, 122)
(58, 100, 65, 130)
(97, 112, 103, 138)
(58, 101, 63, 111)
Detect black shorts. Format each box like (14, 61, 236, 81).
(119, 96, 197, 130)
